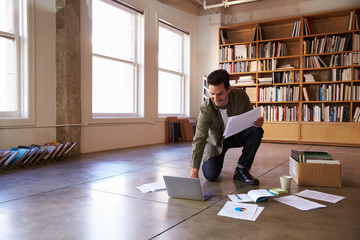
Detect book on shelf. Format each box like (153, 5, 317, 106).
(292, 20, 301, 37)
(302, 87, 310, 101)
(253, 26, 257, 41)
(220, 30, 229, 44)
(277, 64, 294, 70)
(258, 25, 263, 40)
(304, 73, 315, 82)
(353, 107, 360, 122)
(237, 75, 255, 85)
(304, 17, 312, 35)
(234, 45, 247, 60)
(228, 189, 275, 203)
(244, 87, 257, 102)
(261, 105, 299, 122)
(258, 77, 272, 84)
(349, 11, 354, 31)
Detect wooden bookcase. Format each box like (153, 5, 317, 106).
(218, 8, 360, 146)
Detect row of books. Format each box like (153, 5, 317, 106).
(353, 107, 360, 122)
(258, 86, 300, 102)
(292, 20, 301, 37)
(353, 85, 360, 101)
(230, 76, 256, 86)
(303, 34, 352, 54)
(258, 59, 277, 71)
(219, 44, 256, 61)
(272, 70, 300, 83)
(290, 149, 336, 163)
(165, 117, 195, 143)
(260, 105, 299, 122)
(329, 53, 353, 67)
(303, 84, 352, 102)
(354, 33, 360, 51)
(354, 52, 360, 65)
(355, 69, 360, 80)
(219, 61, 256, 73)
(0, 142, 76, 170)
(303, 68, 354, 82)
(303, 55, 327, 68)
(302, 104, 350, 122)
(258, 42, 287, 58)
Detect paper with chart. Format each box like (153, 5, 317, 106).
(296, 190, 345, 203)
(274, 195, 326, 211)
(223, 107, 261, 139)
(217, 201, 264, 221)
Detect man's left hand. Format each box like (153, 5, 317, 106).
(254, 116, 264, 128)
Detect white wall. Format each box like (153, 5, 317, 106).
(0, 0, 56, 149)
(80, 0, 199, 153)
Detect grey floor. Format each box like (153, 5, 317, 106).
(0, 142, 359, 240)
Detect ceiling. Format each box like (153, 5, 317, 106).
(157, 0, 260, 15)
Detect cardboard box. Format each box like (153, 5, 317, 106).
(289, 156, 342, 187)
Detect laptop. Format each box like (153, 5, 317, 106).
(163, 175, 213, 201)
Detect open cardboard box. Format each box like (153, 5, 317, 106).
(289, 156, 341, 187)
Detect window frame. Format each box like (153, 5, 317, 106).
(157, 20, 190, 117)
(91, 0, 144, 119)
(0, 0, 34, 126)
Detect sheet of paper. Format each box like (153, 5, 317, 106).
(136, 181, 166, 193)
(223, 107, 261, 139)
(274, 195, 326, 211)
(296, 190, 345, 203)
(217, 201, 262, 221)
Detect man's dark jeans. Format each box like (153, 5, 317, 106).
(202, 126, 264, 181)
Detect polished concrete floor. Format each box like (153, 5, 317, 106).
(0, 142, 359, 240)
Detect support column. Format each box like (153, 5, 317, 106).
(56, 0, 81, 156)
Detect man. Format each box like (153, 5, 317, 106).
(189, 69, 264, 184)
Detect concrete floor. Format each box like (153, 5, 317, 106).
(0, 142, 359, 240)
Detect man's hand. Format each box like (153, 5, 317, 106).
(189, 168, 199, 178)
(254, 116, 264, 128)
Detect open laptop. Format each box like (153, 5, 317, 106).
(163, 175, 213, 201)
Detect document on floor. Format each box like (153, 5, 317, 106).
(223, 107, 261, 139)
(274, 195, 326, 211)
(217, 201, 264, 221)
(296, 189, 345, 203)
(136, 181, 166, 193)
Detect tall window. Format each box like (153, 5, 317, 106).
(158, 21, 189, 116)
(0, 0, 29, 118)
(92, 0, 143, 118)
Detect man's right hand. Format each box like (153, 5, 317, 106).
(189, 168, 199, 178)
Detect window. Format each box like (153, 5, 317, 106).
(92, 0, 143, 118)
(0, 0, 29, 118)
(158, 21, 189, 116)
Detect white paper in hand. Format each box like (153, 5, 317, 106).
(223, 107, 261, 139)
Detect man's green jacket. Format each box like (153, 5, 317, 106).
(190, 88, 253, 169)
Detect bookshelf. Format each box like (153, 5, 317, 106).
(218, 8, 360, 146)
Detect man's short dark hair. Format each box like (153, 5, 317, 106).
(207, 69, 230, 90)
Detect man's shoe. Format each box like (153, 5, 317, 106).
(233, 168, 259, 185)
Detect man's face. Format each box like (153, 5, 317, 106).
(209, 83, 231, 109)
